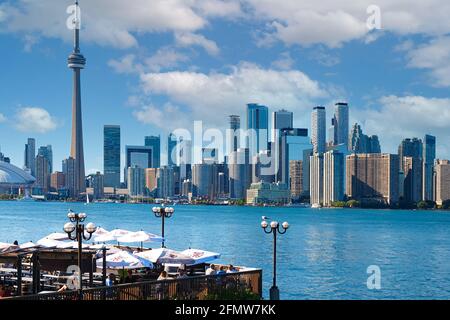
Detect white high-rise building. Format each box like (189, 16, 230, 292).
(311, 106, 326, 154)
(323, 150, 345, 206)
(310, 153, 324, 206)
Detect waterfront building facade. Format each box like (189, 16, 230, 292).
(289, 160, 303, 200)
(403, 156, 423, 203)
(34, 154, 50, 194)
(62, 157, 76, 198)
(228, 148, 252, 199)
(246, 182, 290, 205)
(127, 165, 145, 197)
(50, 171, 65, 191)
(435, 160, 450, 206)
(157, 166, 175, 198)
(346, 153, 399, 204)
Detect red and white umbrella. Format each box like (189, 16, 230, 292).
(181, 248, 221, 265)
(94, 229, 133, 242)
(96, 251, 153, 269)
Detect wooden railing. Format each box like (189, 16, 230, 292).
(5, 269, 262, 301)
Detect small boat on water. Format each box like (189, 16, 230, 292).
(311, 203, 322, 209)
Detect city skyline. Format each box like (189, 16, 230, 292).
(1, 1, 450, 174)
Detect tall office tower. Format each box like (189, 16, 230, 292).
(145, 168, 158, 196)
(252, 150, 275, 184)
(228, 148, 252, 199)
(167, 133, 177, 167)
(37, 145, 53, 174)
(62, 157, 76, 197)
(178, 138, 192, 186)
(247, 103, 269, 156)
(435, 160, 450, 206)
(323, 150, 345, 206)
(202, 148, 218, 164)
(88, 171, 104, 199)
(272, 109, 293, 143)
(50, 172, 66, 191)
(24, 138, 36, 176)
(157, 166, 174, 198)
(182, 179, 192, 197)
(68, 0, 86, 196)
(192, 163, 217, 198)
(302, 148, 313, 196)
(124, 146, 152, 185)
(127, 165, 145, 197)
(289, 160, 303, 200)
(423, 134, 436, 201)
(398, 138, 423, 170)
(334, 102, 349, 148)
(104, 125, 121, 188)
(403, 156, 423, 203)
(346, 153, 399, 204)
(310, 153, 324, 206)
(228, 115, 241, 153)
(349, 123, 381, 154)
(145, 135, 161, 168)
(173, 166, 181, 195)
(279, 128, 310, 185)
(311, 106, 326, 154)
(328, 116, 337, 146)
(35, 155, 50, 193)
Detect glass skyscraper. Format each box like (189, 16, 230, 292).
(422, 134, 436, 201)
(247, 103, 269, 157)
(145, 135, 161, 168)
(168, 133, 177, 167)
(311, 106, 326, 154)
(103, 125, 121, 188)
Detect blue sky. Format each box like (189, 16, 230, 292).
(0, 0, 450, 173)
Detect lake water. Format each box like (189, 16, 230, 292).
(1, 201, 450, 299)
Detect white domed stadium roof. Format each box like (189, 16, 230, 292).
(0, 161, 36, 186)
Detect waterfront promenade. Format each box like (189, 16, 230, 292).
(1, 201, 450, 299)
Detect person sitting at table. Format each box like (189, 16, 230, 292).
(123, 270, 135, 283)
(157, 271, 169, 281)
(106, 273, 116, 287)
(216, 266, 226, 275)
(177, 269, 188, 279)
(226, 265, 238, 273)
(206, 264, 216, 276)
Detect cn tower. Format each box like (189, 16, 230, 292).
(68, 0, 86, 196)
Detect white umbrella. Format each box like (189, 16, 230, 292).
(93, 227, 109, 236)
(65, 241, 91, 249)
(94, 229, 133, 243)
(136, 248, 195, 265)
(117, 231, 164, 244)
(181, 249, 221, 265)
(44, 232, 69, 241)
(0, 242, 19, 253)
(19, 242, 38, 249)
(37, 238, 73, 249)
(96, 251, 153, 269)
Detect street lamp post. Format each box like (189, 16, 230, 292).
(152, 205, 174, 248)
(261, 219, 289, 300)
(63, 210, 96, 297)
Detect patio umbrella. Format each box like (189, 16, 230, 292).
(85, 227, 109, 239)
(19, 241, 38, 249)
(44, 232, 69, 241)
(96, 250, 153, 269)
(136, 248, 195, 265)
(181, 248, 221, 265)
(94, 229, 133, 243)
(117, 231, 164, 244)
(37, 238, 74, 249)
(0, 242, 19, 253)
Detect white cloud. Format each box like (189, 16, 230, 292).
(0, 113, 6, 123)
(14, 107, 58, 133)
(0, 0, 241, 49)
(246, 0, 450, 48)
(271, 52, 294, 70)
(136, 62, 328, 129)
(175, 32, 220, 56)
(353, 95, 450, 158)
(405, 37, 450, 87)
(108, 54, 141, 74)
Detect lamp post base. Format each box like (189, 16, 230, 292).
(269, 286, 280, 300)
